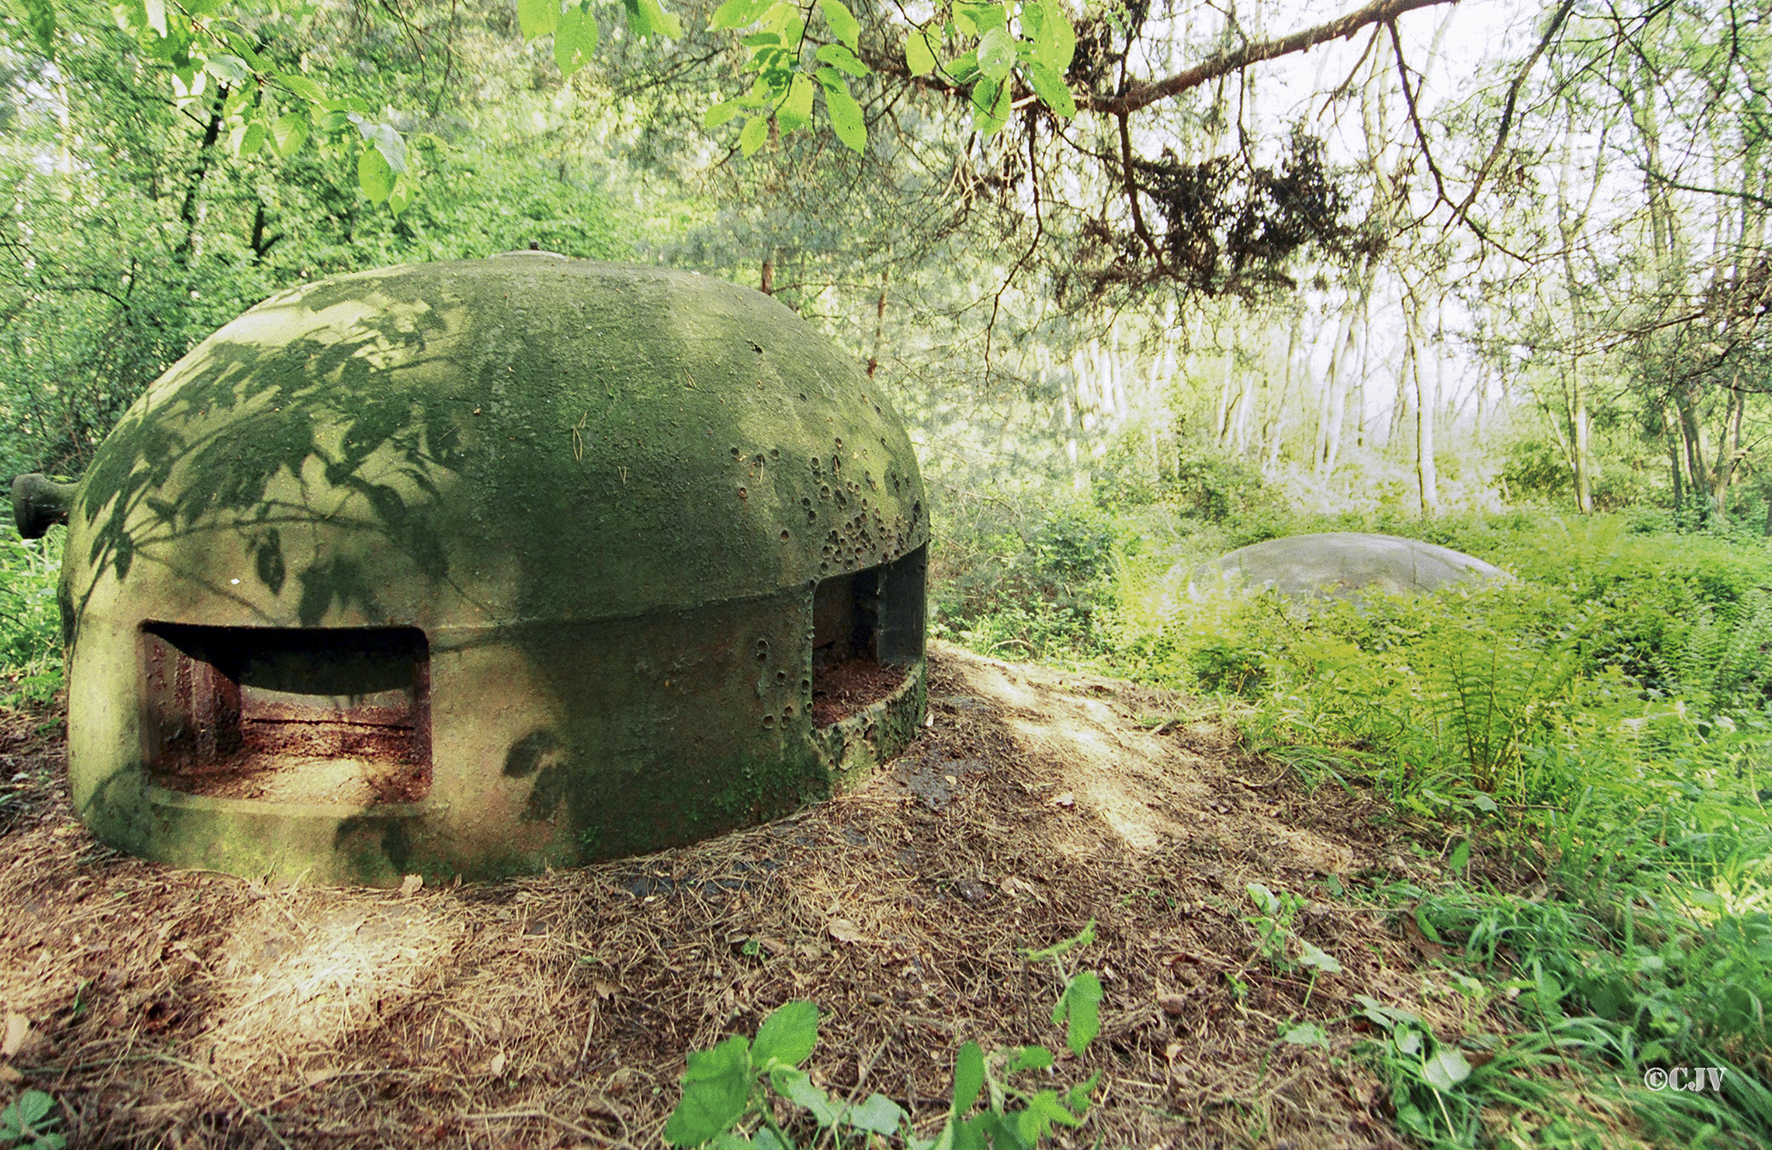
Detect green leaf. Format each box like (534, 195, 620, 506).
(739, 114, 769, 155)
(1026, 0, 1073, 71)
(777, 72, 814, 133)
(357, 145, 394, 204)
(711, 0, 771, 29)
(1296, 941, 1341, 973)
(705, 99, 745, 128)
(1412, 905, 1443, 944)
(277, 73, 326, 102)
(1282, 1022, 1330, 1048)
(18, 0, 56, 54)
(1022, 61, 1074, 117)
(663, 1034, 752, 1146)
(822, 79, 866, 153)
(386, 171, 416, 216)
(143, 0, 166, 36)
(970, 77, 1008, 133)
(555, 3, 598, 76)
(1422, 1047, 1473, 1092)
(815, 43, 869, 76)
(202, 54, 250, 84)
(952, 1041, 985, 1112)
(1062, 1071, 1100, 1115)
(624, 0, 682, 38)
(517, 0, 558, 40)
(818, 0, 859, 50)
(1246, 882, 1280, 915)
(1448, 840, 1471, 871)
(352, 119, 408, 173)
(1008, 1045, 1053, 1071)
(953, 1, 1005, 36)
(774, 1067, 846, 1126)
(975, 25, 1016, 81)
(751, 1001, 818, 1069)
(1054, 970, 1102, 1055)
(845, 1094, 906, 1136)
(904, 28, 936, 77)
(231, 120, 266, 158)
(1027, 1089, 1083, 1127)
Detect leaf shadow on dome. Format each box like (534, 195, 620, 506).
(68, 297, 470, 647)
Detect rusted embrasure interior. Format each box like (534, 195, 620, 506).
(140, 624, 432, 805)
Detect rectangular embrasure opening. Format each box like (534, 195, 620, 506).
(141, 623, 431, 805)
(810, 545, 926, 727)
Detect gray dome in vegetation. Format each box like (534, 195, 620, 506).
(1187, 532, 1511, 600)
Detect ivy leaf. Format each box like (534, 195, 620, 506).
(517, 0, 558, 40)
(818, 0, 859, 50)
(711, 0, 772, 29)
(1022, 61, 1074, 117)
(777, 72, 814, 133)
(18, 0, 56, 54)
(904, 27, 937, 77)
(555, 3, 598, 76)
(663, 1034, 752, 1146)
(751, 1001, 818, 1069)
(1422, 1047, 1473, 1092)
(822, 78, 866, 153)
(739, 114, 769, 155)
(952, 1041, 985, 1112)
(358, 146, 394, 204)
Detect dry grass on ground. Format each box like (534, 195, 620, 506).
(0, 642, 1530, 1149)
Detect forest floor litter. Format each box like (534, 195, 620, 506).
(0, 641, 1544, 1148)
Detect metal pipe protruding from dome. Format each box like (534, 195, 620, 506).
(11, 473, 76, 539)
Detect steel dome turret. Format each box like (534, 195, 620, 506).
(54, 255, 929, 884)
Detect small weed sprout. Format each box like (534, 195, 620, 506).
(0, 1090, 65, 1150)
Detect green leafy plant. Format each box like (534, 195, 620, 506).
(664, 924, 1103, 1148)
(0, 1090, 65, 1150)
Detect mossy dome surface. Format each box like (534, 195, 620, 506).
(67, 254, 927, 633)
(59, 255, 930, 884)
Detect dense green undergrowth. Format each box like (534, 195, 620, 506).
(936, 497, 1772, 1147)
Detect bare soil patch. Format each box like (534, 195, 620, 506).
(0, 642, 1529, 1149)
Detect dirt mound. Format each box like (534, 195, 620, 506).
(0, 643, 1505, 1148)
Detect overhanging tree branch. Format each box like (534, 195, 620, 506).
(1084, 0, 1459, 116)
